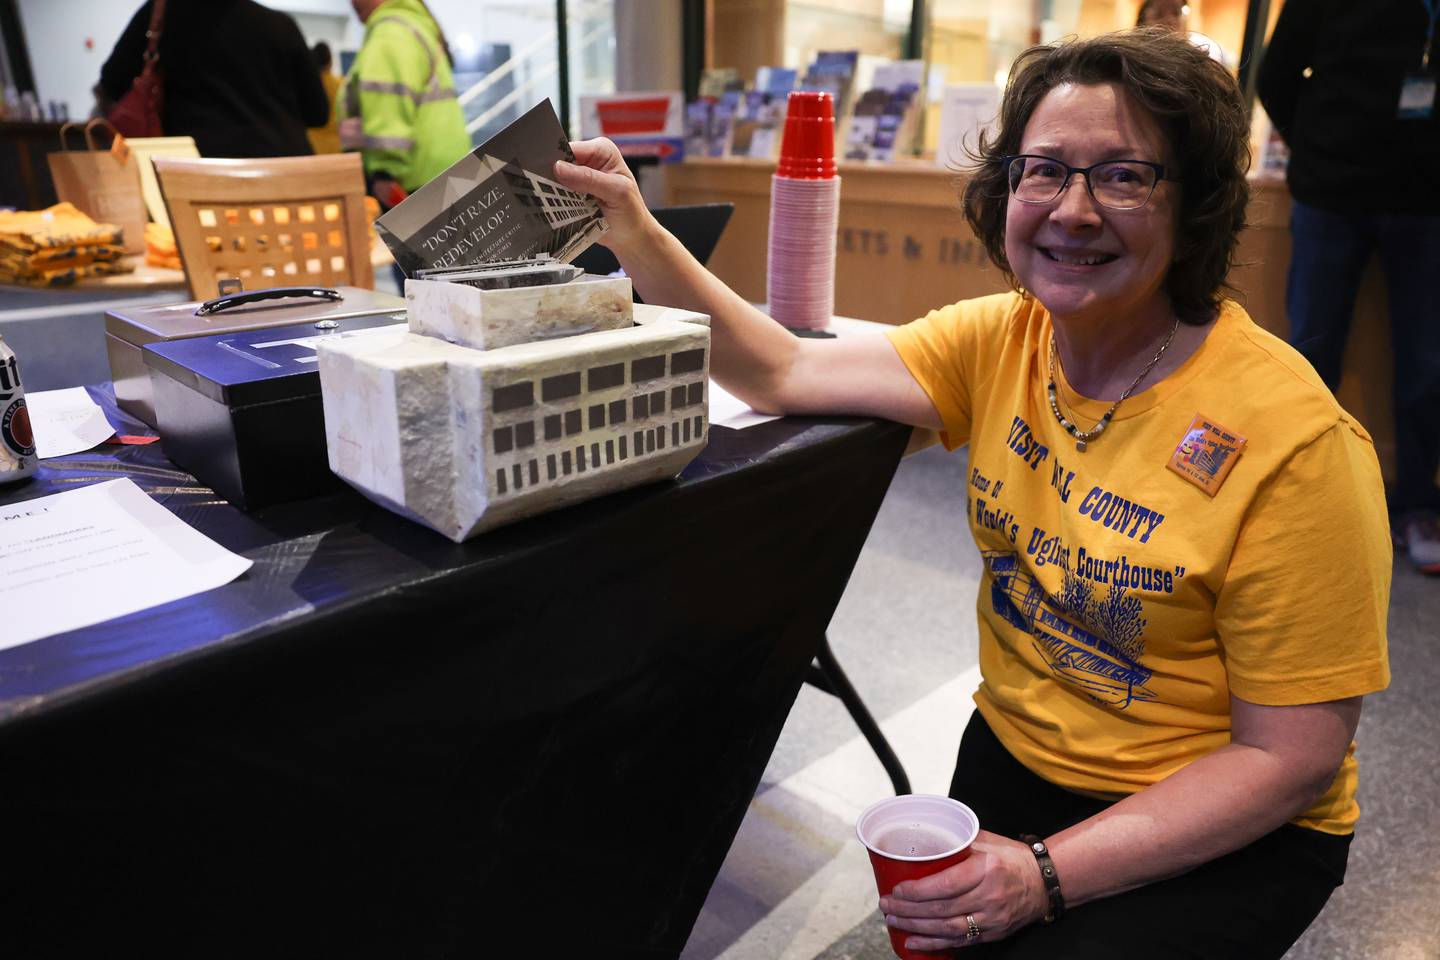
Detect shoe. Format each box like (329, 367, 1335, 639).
(1400, 513, 1440, 575)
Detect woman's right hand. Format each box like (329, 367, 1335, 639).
(552, 138, 657, 253)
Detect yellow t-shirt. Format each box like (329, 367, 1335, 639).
(887, 292, 1391, 835)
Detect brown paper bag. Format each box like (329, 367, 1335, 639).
(46, 120, 146, 255)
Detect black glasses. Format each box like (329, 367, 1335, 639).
(1001, 154, 1180, 210)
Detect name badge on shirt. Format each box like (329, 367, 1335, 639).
(1399, 74, 1437, 119)
(1168, 414, 1247, 497)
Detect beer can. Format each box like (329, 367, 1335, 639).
(0, 335, 36, 484)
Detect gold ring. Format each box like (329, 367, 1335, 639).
(965, 914, 982, 941)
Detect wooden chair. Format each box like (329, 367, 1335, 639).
(153, 153, 375, 301)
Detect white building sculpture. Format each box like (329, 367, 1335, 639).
(316, 274, 711, 541)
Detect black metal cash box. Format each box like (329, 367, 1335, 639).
(141, 289, 406, 510)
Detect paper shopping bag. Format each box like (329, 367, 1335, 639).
(46, 119, 146, 254)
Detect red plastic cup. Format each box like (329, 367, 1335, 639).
(856, 794, 981, 960)
(777, 91, 836, 179)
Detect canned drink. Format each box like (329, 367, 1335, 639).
(0, 336, 36, 484)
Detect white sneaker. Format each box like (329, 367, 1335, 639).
(1401, 514, 1440, 575)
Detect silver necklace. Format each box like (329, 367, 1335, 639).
(1046, 317, 1179, 452)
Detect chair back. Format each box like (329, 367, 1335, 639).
(153, 153, 375, 300)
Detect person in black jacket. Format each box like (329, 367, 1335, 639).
(1259, 0, 1440, 574)
(97, 0, 329, 158)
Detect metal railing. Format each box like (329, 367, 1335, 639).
(456, 17, 613, 138)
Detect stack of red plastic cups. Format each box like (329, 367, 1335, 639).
(767, 91, 838, 330)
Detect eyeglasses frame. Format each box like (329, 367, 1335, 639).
(999, 154, 1182, 210)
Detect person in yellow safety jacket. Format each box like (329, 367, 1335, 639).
(340, 0, 471, 208)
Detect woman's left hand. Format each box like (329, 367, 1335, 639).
(878, 831, 1050, 950)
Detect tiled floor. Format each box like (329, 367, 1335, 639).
(682, 444, 1440, 960)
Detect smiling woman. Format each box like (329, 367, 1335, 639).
(550, 26, 1391, 960)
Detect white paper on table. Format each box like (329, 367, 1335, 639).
(707, 379, 781, 430)
(25, 387, 115, 459)
(0, 478, 252, 651)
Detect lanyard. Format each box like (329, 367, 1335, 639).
(1424, 0, 1439, 70)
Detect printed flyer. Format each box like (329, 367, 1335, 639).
(376, 100, 608, 277)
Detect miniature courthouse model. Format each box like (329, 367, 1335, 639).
(316, 270, 712, 541)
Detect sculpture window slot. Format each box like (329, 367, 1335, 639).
(588, 363, 625, 390)
(492, 382, 534, 412)
(671, 386, 687, 409)
(547, 454, 557, 480)
(564, 410, 582, 434)
(591, 442, 601, 466)
(577, 446, 586, 472)
(589, 404, 605, 429)
(496, 469, 506, 494)
(529, 460, 539, 485)
(649, 390, 665, 414)
(631, 355, 665, 382)
(493, 427, 513, 454)
(606, 440, 615, 464)
(608, 400, 627, 424)
(687, 382, 703, 405)
(562, 451, 572, 475)
(198, 208, 218, 228)
(514, 421, 535, 447)
(544, 414, 562, 440)
(512, 464, 523, 490)
(542, 372, 581, 401)
(619, 435, 628, 460)
(633, 395, 649, 419)
(671, 348, 705, 374)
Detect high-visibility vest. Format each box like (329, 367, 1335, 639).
(338, 0, 471, 192)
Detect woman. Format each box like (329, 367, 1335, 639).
(553, 31, 1390, 957)
(97, 0, 328, 157)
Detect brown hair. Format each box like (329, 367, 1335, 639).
(961, 29, 1250, 325)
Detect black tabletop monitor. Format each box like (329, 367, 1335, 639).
(572, 203, 734, 297)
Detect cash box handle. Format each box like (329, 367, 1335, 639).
(195, 286, 344, 317)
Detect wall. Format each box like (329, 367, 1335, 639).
(17, 0, 139, 119)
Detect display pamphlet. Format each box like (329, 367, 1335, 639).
(375, 100, 608, 278)
(579, 91, 686, 164)
(935, 83, 1001, 170)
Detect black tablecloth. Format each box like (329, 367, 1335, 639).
(0, 385, 908, 958)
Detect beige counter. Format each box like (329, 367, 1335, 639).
(665, 158, 1394, 481)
